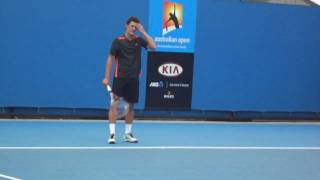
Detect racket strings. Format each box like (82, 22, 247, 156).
(111, 97, 129, 119)
(107, 85, 129, 119)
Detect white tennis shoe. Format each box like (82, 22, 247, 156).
(124, 133, 138, 143)
(108, 134, 116, 144)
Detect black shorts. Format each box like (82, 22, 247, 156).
(112, 77, 139, 103)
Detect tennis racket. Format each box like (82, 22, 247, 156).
(106, 85, 130, 119)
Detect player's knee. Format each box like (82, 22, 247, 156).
(128, 104, 134, 111)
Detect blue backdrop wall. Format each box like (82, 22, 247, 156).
(1, 0, 320, 112)
(0, 0, 149, 109)
(193, 1, 320, 112)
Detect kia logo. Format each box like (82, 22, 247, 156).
(158, 63, 183, 77)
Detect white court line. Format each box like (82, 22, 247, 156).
(1, 119, 320, 125)
(0, 173, 23, 180)
(0, 146, 319, 150)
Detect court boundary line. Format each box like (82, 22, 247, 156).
(0, 173, 23, 180)
(0, 146, 320, 150)
(1, 118, 319, 125)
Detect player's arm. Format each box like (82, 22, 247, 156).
(102, 55, 114, 86)
(136, 24, 157, 50)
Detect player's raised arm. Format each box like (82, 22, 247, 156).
(136, 23, 157, 50)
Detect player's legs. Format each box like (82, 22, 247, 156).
(108, 78, 139, 143)
(123, 103, 137, 143)
(124, 103, 134, 124)
(108, 105, 117, 144)
(108, 103, 118, 124)
(107, 99, 118, 143)
(108, 78, 125, 144)
(123, 78, 139, 143)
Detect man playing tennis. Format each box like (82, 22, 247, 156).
(102, 16, 156, 144)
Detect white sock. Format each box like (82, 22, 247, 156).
(109, 123, 116, 135)
(125, 124, 132, 134)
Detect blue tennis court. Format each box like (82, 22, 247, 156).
(0, 119, 319, 180)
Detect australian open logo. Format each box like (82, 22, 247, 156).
(163, 1, 183, 35)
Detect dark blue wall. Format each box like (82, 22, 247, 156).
(1, 0, 320, 112)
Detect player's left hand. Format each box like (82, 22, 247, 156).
(136, 23, 145, 33)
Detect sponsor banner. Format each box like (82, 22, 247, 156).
(149, 0, 197, 53)
(145, 52, 193, 110)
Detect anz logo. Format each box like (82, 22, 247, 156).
(149, 81, 164, 88)
(158, 63, 183, 77)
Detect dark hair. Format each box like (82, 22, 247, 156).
(126, 16, 140, 25)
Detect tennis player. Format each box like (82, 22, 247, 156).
(102, 16, 156, 144)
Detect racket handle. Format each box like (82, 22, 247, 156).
(106, 85, 114, 103)
(106, 85, 112, 92)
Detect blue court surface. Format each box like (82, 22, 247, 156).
(0, 119, 319, 180)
